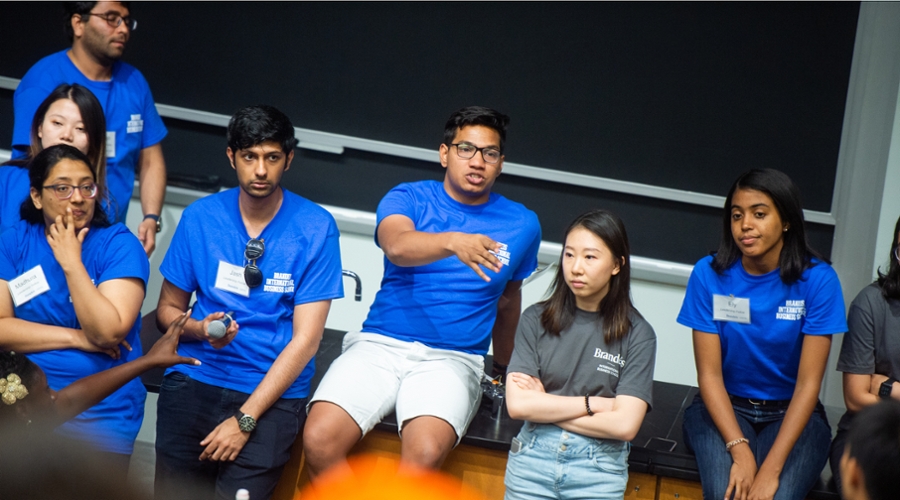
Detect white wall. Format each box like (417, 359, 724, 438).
(873, 81, 900, 279)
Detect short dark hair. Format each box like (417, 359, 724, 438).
(712, 168, 825, 283)
(63, 2, 131, 43)
(20, 144, 110, 228)
(226, 105, 298, 154)
(876, 214, 900, 300)
(540, 209, 637, 342)
(846, 399, 900, 500)
(443, 106, 510, 153)
(29, 83, 107, 190)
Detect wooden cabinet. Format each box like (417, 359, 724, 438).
(624, 472, 658, 499)
(658, 477, 704, 500)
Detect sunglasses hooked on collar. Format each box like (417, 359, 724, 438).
(244, 238, 265, 288)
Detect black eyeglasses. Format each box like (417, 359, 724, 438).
(85, 11, 137, 31)
(43, 183, 98, 200)
(244, 238, 265, 288)
(451, 143, 502, 164)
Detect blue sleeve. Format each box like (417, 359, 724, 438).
(293, 218, 344, 306)
(159, 208, 198, 293)
(512, 214, 541, 282)
(0, 230, 19, 281)
(96, 227, 150, 289)
(373, 184, 417, 248)
(135, 72, 167, 149)
(677, 258, 717, 333)
(802, 264, 848, 335)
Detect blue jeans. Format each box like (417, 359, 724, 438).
(682, 395, 831, 500)
(504, 422, 630, 500)
(154, 372, 305, 500)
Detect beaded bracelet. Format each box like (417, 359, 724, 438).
(584, 394, 594, 416)
(725, 437, 749, 451)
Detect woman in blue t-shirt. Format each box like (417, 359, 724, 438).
(678, 169, 847, 500)
(0, 145, 149, 474)
(504, 210, 657, 499)
(0, 83, 106, 233)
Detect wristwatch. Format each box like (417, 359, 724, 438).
(143, 214, 161, 233)
(879, 378, 897, 399)
(234, 410, 257, 432)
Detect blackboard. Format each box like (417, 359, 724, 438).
(0, 2, 859, 263)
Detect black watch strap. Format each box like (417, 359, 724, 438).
(879, 377, 897, 399)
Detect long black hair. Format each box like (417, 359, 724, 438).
(19, 145, 110, 228)
(876, 214, 900, 300)
(540, 209, 636, 342)
(712, 169, 825, 283)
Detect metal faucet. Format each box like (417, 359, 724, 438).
(342, 270, 362, 301)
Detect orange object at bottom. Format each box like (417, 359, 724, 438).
(297, 454, 488, 500)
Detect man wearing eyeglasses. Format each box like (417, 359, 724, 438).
(304, 106, 542, 477)
(11, 1, 167, 256)
(152, 105, 343, 500)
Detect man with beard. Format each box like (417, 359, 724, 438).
(153, 105, 343, 500)
(303, 106, 542, 478)
(12, 1, 167, 255)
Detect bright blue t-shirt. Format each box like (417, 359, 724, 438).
(0, 221, 149, 454)
(0, 165, 29, 234)
(361, 181, 542, 355)
(160, 188, 344, 398)
(677, 255, 847, 400)
(12, 50, 167, 223)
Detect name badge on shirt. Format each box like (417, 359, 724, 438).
(713, 294, 751, 324)
(7, 265, 51, 307)
(106, 131, 116, 158)
(214, 261, 250, 297)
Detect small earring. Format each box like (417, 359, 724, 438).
(783, 228, 788, 232)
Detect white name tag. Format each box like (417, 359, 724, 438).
(106, 131, 116, 158)
(214, 261, 249, 297)
(713, 294, 751, 324)
(7, 265, 51, 307)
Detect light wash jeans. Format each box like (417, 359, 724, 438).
(504, 422, 630, 500)
(682, 395, 831, 500)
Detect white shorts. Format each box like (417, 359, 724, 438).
(309, 331, 484, 444)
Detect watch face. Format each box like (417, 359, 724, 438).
(238, 414, 256, 432)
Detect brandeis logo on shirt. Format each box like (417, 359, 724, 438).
(264, 273, 294, 293)
(776, 300, 805, 321)
(594, 348, 626, 378)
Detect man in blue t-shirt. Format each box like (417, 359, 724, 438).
(153, 105, 343, 500)
(304, 106, 542, 479)
(12, 1, 167, 255)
